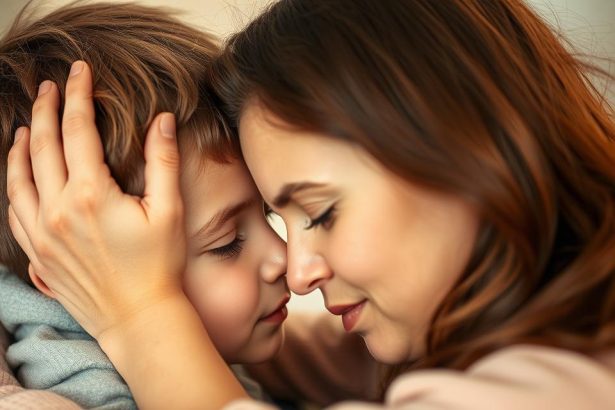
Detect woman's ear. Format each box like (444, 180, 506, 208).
(28, 264, 56, 299)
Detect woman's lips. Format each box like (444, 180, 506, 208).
(260, 295, 290, 325)
(327, 300, 367, 332)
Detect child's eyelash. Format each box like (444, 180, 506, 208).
(264, 202, 275, 219)
(306, 206, 336, 230)
(208, 237, 245, 259)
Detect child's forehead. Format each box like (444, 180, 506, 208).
(179, 148, 251, 191)
(180, 147, 238, 177)
(180, 152, 262, 240)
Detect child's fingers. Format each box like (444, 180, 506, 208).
(142, 113, 183, 218)
(29, 81, 67, 202)
(7, 127, 39, 235)
(61, 61, 106, 180)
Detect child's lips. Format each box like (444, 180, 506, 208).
(260, 295, 291, 324)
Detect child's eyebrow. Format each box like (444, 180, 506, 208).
(191, 198, 257, 242)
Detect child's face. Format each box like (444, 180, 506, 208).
(179, 153, 289, 364)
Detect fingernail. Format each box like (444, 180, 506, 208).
(159, 113, 176, 139)
(38, 81, 52, 96)
(70, 61, 84, 77)
(14, 127, 26, 143)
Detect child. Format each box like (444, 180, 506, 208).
(0, 3, 288, 408)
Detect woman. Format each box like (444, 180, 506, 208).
(7, 0, 615, 408)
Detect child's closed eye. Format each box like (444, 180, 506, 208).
(207, 236, 245, 260)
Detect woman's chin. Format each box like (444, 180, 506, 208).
(363, 333, 416, 365)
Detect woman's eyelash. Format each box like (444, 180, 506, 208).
(306, 206, 336, 230)
(208, 237, 245, 259)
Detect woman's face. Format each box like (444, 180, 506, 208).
(239, 104, 480, 363)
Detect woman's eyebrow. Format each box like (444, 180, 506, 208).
(273, 182, 327, 208)
(191, 198, 256, 242)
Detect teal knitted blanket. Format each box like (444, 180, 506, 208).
(0, 268, 136, 409)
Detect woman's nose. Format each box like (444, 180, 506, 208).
(287, 248, 332, 295)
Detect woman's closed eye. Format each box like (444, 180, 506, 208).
(306, 205, 336, 230)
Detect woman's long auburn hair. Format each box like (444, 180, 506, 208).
(210, 0, 615, 382)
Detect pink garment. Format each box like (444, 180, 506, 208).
(228, 313, 615, 410)
(0, 323, 81, 410)
(375, 345, 615, 409)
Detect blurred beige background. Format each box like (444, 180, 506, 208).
(2, 1, 614, 58)
(1, 0, 613, 312)
(0, 0, 273, 38)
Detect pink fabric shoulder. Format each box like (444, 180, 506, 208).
(0, 323, 82, 410)
(379, 345, 615, 410)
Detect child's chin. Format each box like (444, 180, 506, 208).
(232, 327, 286, 364)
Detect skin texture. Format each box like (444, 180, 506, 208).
(180, 155, 289, 364)
(239, 104, 480, 363)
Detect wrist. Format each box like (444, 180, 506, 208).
(97, 289, 191, 356)
(96, 290, 247, 408)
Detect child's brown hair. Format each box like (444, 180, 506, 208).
(0, 2, 236, 281)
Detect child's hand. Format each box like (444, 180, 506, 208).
(6, 61, 187, 340)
